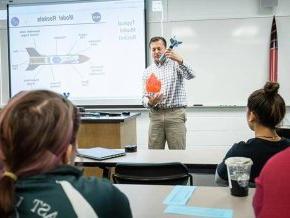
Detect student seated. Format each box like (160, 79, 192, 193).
(215, 82, 290, 186)
(0, 90, 132, 218)
(253, 147, 290, 218)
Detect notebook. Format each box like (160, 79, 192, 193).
(77, 147, 126, 160)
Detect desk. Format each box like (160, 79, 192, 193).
(276, 125, 290, 139)
(75, 146, 229, 174)
(78, 112, 140, 148)
(78, 112, 140, 176)
(116, 184, 255, 218)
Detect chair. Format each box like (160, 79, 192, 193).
(276, 127, 290, 140)
(112, 162, 193, 185)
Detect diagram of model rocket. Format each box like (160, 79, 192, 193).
(25, 47, 89, 71)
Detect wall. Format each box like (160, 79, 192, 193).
(136, 108, 290, 149)
(140, 0, 290, 148)
(1, 0, 290, 149)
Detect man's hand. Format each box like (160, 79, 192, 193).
(147, 93, 164, 107)
(164, 49, 183, 65)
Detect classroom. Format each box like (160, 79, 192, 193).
(0, 0, 290, 217)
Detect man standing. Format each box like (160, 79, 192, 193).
(143, 36, 195, 150)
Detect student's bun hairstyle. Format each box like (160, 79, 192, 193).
(247, 82, 285, 128)
(264, 81, 279, 98)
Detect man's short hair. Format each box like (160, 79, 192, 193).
(149, 36, 167, 48)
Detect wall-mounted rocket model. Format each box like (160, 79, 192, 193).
(269, 16, 278, 82)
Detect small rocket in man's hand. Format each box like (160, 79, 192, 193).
(159, 36, 182, 64)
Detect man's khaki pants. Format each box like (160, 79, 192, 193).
(148, 108, 186, 150)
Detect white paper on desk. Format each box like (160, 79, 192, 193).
(163, 185, 196, 205)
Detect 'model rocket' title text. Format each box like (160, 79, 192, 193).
(37, 14, 74, 22)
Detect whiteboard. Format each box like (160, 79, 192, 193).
(277, 16, 290, 106)
(150, 16, 290, 106)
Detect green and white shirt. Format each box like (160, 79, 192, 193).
(14, 165, 132, 218)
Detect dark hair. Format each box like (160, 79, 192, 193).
(0, 90, 80, 217)
(149, 36, 167, 48)
(247, 82, 285, 128)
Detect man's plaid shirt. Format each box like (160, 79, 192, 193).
(142, 59, 195, 109)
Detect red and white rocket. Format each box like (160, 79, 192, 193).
(269, 16, 278, 82)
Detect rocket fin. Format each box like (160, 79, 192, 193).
(26, 48, 41, 57)
(26, 64, 39, 71)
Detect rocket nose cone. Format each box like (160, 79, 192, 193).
(79, 55, 90, 63)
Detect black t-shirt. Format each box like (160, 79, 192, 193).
(217, 137, 290, 183)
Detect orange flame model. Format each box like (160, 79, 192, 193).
(146, 73, 161, 93)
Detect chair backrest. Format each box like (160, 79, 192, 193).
(113, 162, 193, 185)
(276, 127, 290, 140)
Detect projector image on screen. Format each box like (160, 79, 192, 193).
(8, 0, 146, 106)
(25, 47, 90, 71)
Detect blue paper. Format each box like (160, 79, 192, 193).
(163, 185, 196, 205)
(164, 205, 233, 218)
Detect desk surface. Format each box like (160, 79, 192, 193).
(80, 112, 140, 123)
(75, 146, 229, 172)
(116, 184, 255, 218)
(277, 125, 290, 129)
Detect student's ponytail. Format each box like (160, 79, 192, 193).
(0, 175, 16, 217)
(0, 90, 80, 217)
